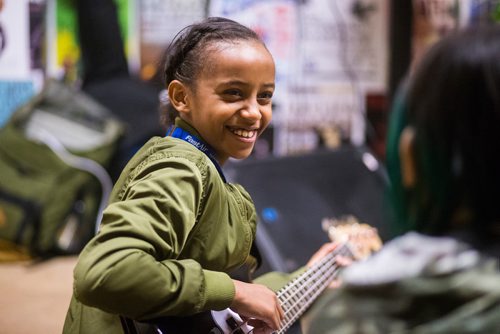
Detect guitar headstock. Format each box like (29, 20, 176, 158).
(322, 215, 382, 260)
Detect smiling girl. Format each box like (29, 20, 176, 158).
(63, 17, 337, 334)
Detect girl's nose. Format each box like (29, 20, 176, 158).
(241, 100, 262, 121)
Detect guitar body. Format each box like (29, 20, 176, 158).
(153, 309, 253, 334)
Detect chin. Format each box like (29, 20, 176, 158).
(231, 150, 253, 160)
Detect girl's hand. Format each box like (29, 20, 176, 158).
(230, 280, 284, 332)
(307, 242, 336, 268)
(307, 242, 349, 267)
(306, 242, 352, 289)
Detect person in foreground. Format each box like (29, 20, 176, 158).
(63, 17, 339, 334)
(303, 25, 500, 334)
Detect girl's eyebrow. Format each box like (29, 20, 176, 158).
(218, 80, 246, 87)
(218, 80, 275, 89)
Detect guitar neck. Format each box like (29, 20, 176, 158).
(275, 245, 352, 333)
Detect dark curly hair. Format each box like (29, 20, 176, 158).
(160, 17, 264, 127)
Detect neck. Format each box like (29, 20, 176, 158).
(275, 245, 352, 333)
(167, 122, 226, 182)
(216, 155, 227, 166)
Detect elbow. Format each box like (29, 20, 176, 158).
(73, 258, 110, 307)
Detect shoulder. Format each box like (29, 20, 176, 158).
(111, 136, 221, 201)
(135, 136, 208, 170)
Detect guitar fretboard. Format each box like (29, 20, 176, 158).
(274, 245, 352, 333)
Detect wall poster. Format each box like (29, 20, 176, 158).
(0, 0, 36, 128)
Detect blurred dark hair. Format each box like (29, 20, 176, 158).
(160, 16, 263, 127)
(387, 25, 500, 240)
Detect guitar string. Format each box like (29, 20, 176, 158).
(278, 244, 350, 301)
(280, 256, 339, 308)
(278, 267, 339, 333)
(280, 266, 343, 333)
(276, 246, 352, 332)
(278, 262, 342, 332)
(277, 245, 349, 317)
(277, 250, 335, 302)
(230, 251, 345, 334)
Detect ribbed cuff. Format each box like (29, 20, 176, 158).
(202, 269, 235, 311)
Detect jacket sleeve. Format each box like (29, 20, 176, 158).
(72, 157, 235, 320)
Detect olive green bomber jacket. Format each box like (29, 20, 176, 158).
(64, 120, 259, 333)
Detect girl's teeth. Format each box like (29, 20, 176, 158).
(233, 129, 254, 138)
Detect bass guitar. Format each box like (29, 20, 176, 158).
(129, 216, 382, 334)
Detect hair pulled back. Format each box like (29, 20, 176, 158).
(160, 17, 263, 127)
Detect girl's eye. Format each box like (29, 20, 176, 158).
(223, 89, 243, 98)
(258, 91, 274, 102)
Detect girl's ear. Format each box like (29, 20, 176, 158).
(399, 126, 417, 188)
(168, 80, 190, 114)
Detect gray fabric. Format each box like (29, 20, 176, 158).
(303, 233, 500, 334)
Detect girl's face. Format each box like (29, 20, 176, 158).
(180, 40, 275, 164)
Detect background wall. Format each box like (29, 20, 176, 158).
(2, 0, 498, 160)
(1, 0, 390, 158)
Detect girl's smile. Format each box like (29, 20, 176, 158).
(227, 127, 258, 140)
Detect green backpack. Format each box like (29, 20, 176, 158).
(0, 80, 124, 260)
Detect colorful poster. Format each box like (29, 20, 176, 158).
(0, 0, 37, 128)
(295, 0, 389, 92)
(0, 0, 31, 80)
(0, 81, 34, 127)
(46, 0, 132, 81)
(138, 0, 207, 81)
(281, 0, 389, 152)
